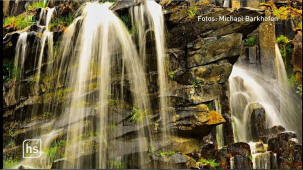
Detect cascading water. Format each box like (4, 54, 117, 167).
(9, 1, 170, 168)
(130, 0, 170, 152)
(230, 43, 302, 169)
(57, 2, 152, 168)
(230, 44, 302, 142)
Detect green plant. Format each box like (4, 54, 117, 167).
(3, 157, 19, 169)
(187, 6, 198, 19)
(244, 36, 257, 46)
(26, 1, 48, 10)
(159, 151, 176, 157)
(3, 13, 35, 30)
(199, 158, 220, 168)
(46, 139, 66, 162)
(3, 63, 15, 82)
(248, 154, 253, 161)
(49, 13, 74, 30)
(296, 84, 302, 97)
(193, 79, 202, 87)
(129, 107, 150, 122)
(276, 35, 290, 44)
(168, 72, 175, 79)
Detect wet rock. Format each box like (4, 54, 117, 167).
(173, 104, 225, 137)
(227, 142, 251, 157)
(230, 155, 253, 169)
(200, 142, 217, 159)
(255, 142, 266, 153)
(268, 131, 302, 169)
(187, 34, 242, 68)
(292, 31, 302, 73)
(248, 103, 266, 141)
(51, 158, 71, 169)
(166, 6, 264, 48)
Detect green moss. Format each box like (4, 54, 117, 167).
(49, 13, 74, 30)
(129, 107, 151, 122)
(168, 72, 175, 79)
(244, 36, 257, 46)
(193, 79, 202, 88)
(3, 13, 35, 30)
(199, 158, 220, 168)
(3, 157, 19, 169)
(159, 151, 176, 157)
(297, 84, 302, 97)
(26, 1, 48, 10)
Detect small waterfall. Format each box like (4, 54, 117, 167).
(57, 2, 152, 168)
(249, 142, 271, 169)
(230, 44, 302, 142)
(35, 8, 55, 92)
(14, 32, 28, 81)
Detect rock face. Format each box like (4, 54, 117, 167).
(268, 132, 302, 169)
(249, 103, 267, 141)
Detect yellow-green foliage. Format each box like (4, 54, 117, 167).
(129, 107, 151, 122)
(159, 151, 176, 157)
(46, 139, 66, 162)
(276, 35, 290, 44)
(26, 1, 47, 10)
(3, 157, 19, 169)
(244, 36, 257, 46)
(187, 6, 198, 19)
(3, 14, 35, 30)
(199, 158, 220, 168)
(273, 6, 302, 20)
(49, 13, 74, 30)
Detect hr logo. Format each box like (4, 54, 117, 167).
(23, 139, 42, 158)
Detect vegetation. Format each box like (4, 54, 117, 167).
(129, 107, 151, 122)
(199, 158, 220, 168)
(193, 79, 202, 87)
(3, 13, 35, 30)
(107, 160, 125, 168)
(276, 35, 293, 73)
(46, 139, 66, 163)
(168, 71, 175, 79)
(3, 157, 19, 169)
(296, 84, 302, 97)
(187, 6, 198, 19)
(120, 14, 136, 34)
(49, 13, 74, 30)
(26, 1, 48, 10)
(159, 151, 176, 157)
(3, 63, 16, 82)
(244, 36, 257, 47)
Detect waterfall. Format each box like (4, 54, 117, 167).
(229, 44, 302, 142)
(230, 43, 302, 168)
(131, 0, 170, 152)
(35, 8, 55, 93)
(57, 2, 152, 168)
